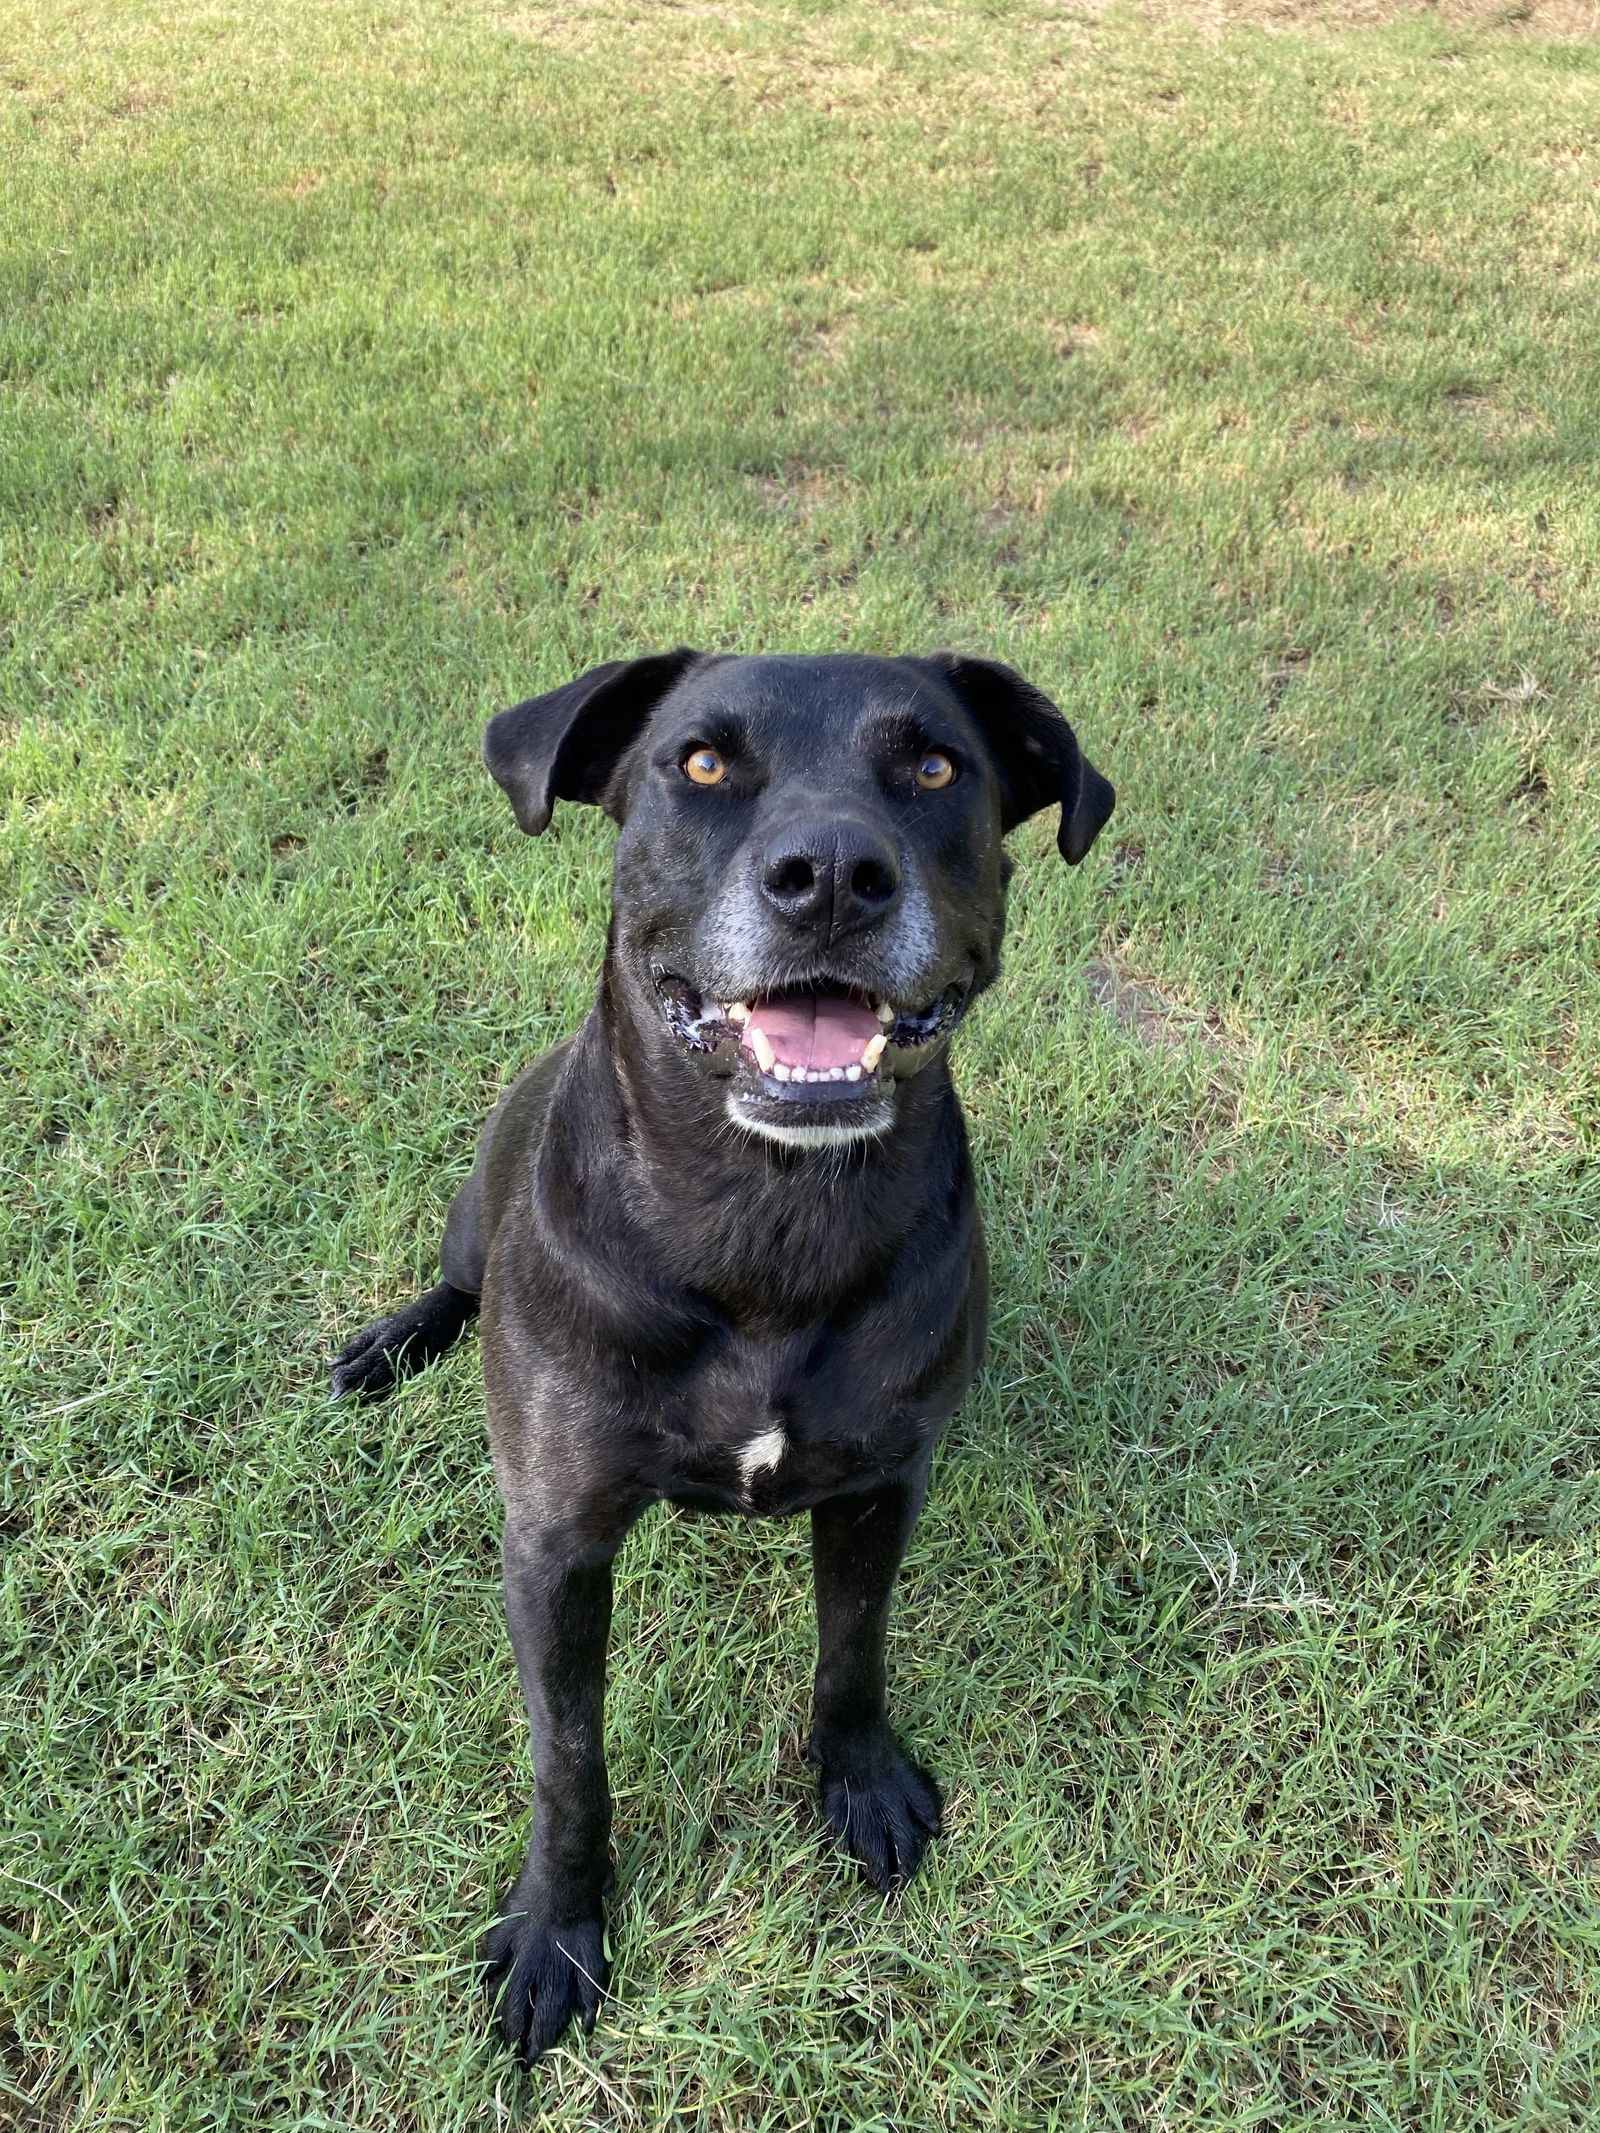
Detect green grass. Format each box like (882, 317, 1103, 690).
(4, 0, 1599, 2124)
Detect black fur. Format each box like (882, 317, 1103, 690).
(331, 651, 1113, 2059)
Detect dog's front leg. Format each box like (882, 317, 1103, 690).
(808, 1465, 942, 1893)
(484, 1517, 625, 2060)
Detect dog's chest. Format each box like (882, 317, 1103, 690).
(656, 1332, 928, 1514)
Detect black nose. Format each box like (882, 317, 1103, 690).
(760, 818, 902, 935)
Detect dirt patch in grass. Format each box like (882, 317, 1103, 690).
(499, 0, 1600, 60)
(490, 1, 1111, 116)
(1143, 0, 1600, 31)
(1084, 954, 1229, 1060)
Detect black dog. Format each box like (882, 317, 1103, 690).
(332, 650, 1112, 2058)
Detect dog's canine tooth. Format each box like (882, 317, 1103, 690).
(860, 1033, 887, 1072)
(749, 1025, 776, 1073)
(726, 1001, 750, 1025)
(875, 1000, 895, 1027)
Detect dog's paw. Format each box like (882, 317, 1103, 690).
(329, 1316, 403, 1401)
(815, 1740, 942, 1894)
(483, 1903, 606, 2061)
(330, 1284, 473, 1402)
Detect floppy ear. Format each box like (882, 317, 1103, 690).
(921, 651, 1115, 864)
(482, 647, 705, 834)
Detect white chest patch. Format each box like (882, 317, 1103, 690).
(737, 1425, 788, 1488)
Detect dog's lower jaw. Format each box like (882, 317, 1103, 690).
(724, 1089, 896, 1149)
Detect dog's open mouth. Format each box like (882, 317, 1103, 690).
(728, 991, 889, 1085)
(655, 976, 966, 1100)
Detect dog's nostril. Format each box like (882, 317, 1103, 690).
(767, 855, 816, 902)
(760, 826, 900, 924)
(850, 857, 896, 905)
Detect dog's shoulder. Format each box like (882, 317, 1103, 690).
(480, 1029, 586, 1236)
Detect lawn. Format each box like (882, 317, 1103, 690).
(3, 0, 1599, 2125)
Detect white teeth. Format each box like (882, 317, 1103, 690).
(748, 1018, 887, 1087)
(725, 1001, 750, 1026)
(875, 1001, 895, 1027)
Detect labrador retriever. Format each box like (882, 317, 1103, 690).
(331, 650, 1113, 2058)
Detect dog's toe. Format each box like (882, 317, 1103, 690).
(483, 1907, 606, 2061)
(817, 1746, 942, 1894)
(329, 1322, 398, 1401)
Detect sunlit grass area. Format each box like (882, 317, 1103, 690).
(3, 2, 1598, 2125)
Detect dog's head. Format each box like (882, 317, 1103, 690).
(484, 651, 1113, 1149)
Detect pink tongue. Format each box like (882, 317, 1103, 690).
(744, 992, 880, 1071)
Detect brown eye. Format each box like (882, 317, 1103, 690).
(684, 747, 726, 787)
(914, 751, 955, 791)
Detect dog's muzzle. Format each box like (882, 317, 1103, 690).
(654, 975, 969, 1147)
